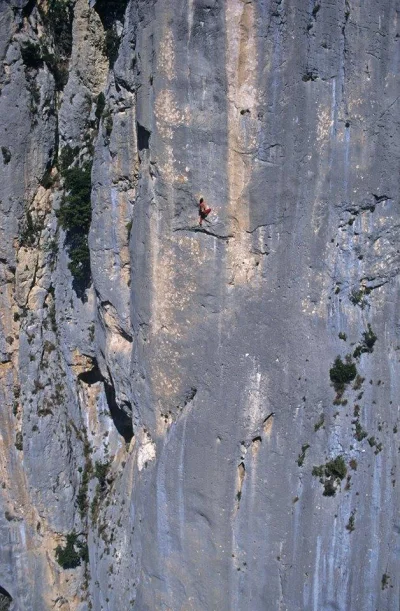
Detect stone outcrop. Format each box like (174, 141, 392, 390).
(0, 0, 399, 609)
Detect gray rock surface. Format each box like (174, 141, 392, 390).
(0, 0, 399, 609)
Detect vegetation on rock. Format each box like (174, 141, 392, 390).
(57, 162, 92, 292)
(312, 456, 347, 496)
(329, 356, 357, 393)
(55, 532, 88, 569)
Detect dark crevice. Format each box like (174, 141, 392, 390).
(93, 0, 129, 68)
(104, 380, 133, 443)
(372, 193, 390, 203)
(235, 462, 246, 512)
(78, 362, 103, 385)
(78, 359, 133, 443)
(22, 0, 36, 18)
(263, 412, 275, 425)
(1, 147, 11, 165)
(137, 122, 150, 151)
(93, 0, 129, 30)
(302, 71, 318, 82)
(0, 586, 12, 611)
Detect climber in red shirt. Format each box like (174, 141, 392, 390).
(198, 197, 212, 226)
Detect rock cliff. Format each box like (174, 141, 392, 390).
(0, 0, 399, 609)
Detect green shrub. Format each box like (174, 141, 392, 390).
(350, 287, 367, 308)
(324, 456, 347, 480)
(59, 167, 92, 230)
(363, 324, 377, 351)
(59, 145, 79, 173)
(20, 41, 42, 69)
(329, 356, 357, 393)
(312, 455, 347, 497)
(354, 421, 368, 441)
(42, 50, 69, 90)
(297, 443, 310, 467)
(57, 163, 92, 290)
(353, 325, 377, 358)
(314, 414, 325, 432)
(76, 465, 90, 518)
(353, 374, 364, 390)
(346, 511, 356, 532)
(104, 28, 120, 67)
(46, 0, 74, 58)
(55, 532, 88, 569)
(94, 461, 110, 488)
(19, 211, 42, 247)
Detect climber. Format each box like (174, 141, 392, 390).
(198, 197, 212, 226)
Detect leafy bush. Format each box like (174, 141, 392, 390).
(91, 461, 111, 522)
(24, 0, 73, 92)
(353, 325, 377, 358)
(42, 50, 69, 90)
(314, 414, 325, 431)
(20, 41, 42, 69)
(354, 421, 368, 441)
(55, 532, 88, 569)
(19, 211, 43, 247)
(324, 456, 347, 480)
(346, 511, 356, 532)
(21, 38, 69, 91)
(67, 235, 91, 283)
(58, 165, 92, 231)
(76, 464, 91, 518)
(363, 324, 377, 351)
(46, 0, 74, 58)
(329, 356, 357, 393)
(312, 456, 347, 496)
(94, 461, 110, 489)
(59, 144, 79, 173)
(57, 163, 92, 290)
(104, 28, 120, 67)
(297, 443, 310, 467)
(350, 287, 367, 308)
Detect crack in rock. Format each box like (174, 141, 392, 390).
(174, 225, 234, 240)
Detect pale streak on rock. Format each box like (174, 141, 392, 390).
(225, 1, 261, 286)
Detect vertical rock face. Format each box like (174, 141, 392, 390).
(0, 0, 399, 609)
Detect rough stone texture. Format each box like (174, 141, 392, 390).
(0, 0, 399, 609)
